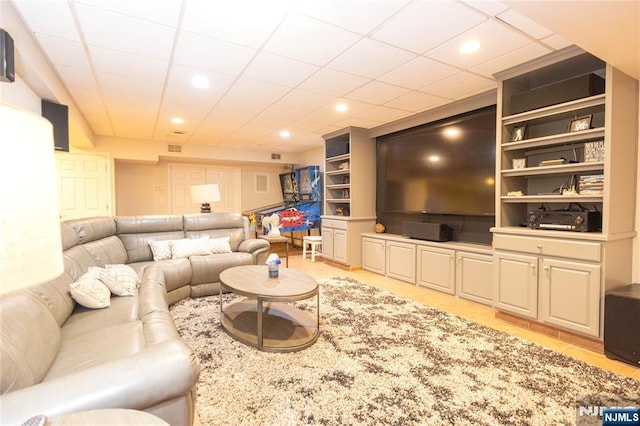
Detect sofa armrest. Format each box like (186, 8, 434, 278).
(0, 341, 200, 425)
(237, 239, 270, 265)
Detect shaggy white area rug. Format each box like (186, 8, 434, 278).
(170, 277, 639, 425)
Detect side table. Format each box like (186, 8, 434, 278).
(258, 234, 289, 267)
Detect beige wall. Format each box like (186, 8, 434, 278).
(114, 159, 297, 216)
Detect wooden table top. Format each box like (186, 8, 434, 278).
(220, 265, 318, 299)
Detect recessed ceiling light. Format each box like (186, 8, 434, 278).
(171, 117, 184, 124)
(335, 103, 348, 113)
(279, 130, 291, 138)
(428, 155, 440, 163)
(192, 75, 210, 89)
(459, 40, 480, 54)
(443, 127, 461, 138)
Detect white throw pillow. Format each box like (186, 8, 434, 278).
(70, 278, 111, 309)
(171, 237, 211, 259)
(209, 237, 232, 254)
(148, 239, 172, 261)
(100, 264, 138, 296)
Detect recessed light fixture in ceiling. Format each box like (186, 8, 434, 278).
(192, 75, 210, 89)
(459, 40, 481, 54)
(335, 103, 348, 113)
(171, 117, 184, 124)
(443, 127, 461, 138)
(279, 130, 291, 138)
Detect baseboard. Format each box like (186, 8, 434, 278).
(323, 259, 362, 271)
(495, 310, 604, 353)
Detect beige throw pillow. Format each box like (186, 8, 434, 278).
(100, 264, 139, 296)
(171, 237, 211, 259)
(209, 237, 232, 254)
(70, 277, 111, 309)
(148, 239, 172, 261)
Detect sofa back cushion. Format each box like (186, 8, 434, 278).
(63, 217, 116, 244)
(115, 215, 184, 263)
(0, 288, 61, 394)
(183, 213, 247, 251)
(63, 236, 128, 281)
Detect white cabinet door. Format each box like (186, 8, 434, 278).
(493, 251, 538, 319)
(333, 229, 348, 264)
(456, 251, 493, 305)
(362, 237, 386, 274)
(322, 227, 334, 260)
(540, 258, 601, 337)
(386, 241, 416, 283)
(417, 246, 455, 294)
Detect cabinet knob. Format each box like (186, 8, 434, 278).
(536, 244, 542, 249)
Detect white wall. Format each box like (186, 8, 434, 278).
(635, 87, 640, 283)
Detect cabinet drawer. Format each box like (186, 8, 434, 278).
(493, 234, 601, 262)
(322, 218, 347, 229)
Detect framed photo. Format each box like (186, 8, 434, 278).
(568, 115, 592, 132)
(510, 125, 526, 142)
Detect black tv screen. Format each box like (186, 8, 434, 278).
(377, 105, 496, 216)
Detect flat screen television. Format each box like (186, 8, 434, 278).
(377, 105, 496, 216)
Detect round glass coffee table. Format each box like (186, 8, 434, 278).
(219, 265, 319, 352)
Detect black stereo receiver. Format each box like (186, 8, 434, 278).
(527, 210, 602, 232)
(402, 221, 453, 242)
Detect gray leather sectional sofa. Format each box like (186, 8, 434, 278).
(0, 212, 269, 426)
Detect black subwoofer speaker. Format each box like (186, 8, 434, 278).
(402, 221, 453, 242)
(604, 284, 640, 367)
(1, 28, 15, 83)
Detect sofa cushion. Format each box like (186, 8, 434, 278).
(183, 213, 247, 251)
(115, 215, 185, 263)
(100, 264, 138, 296)
(70, 278, 111, 309)
(44, 321, 144, 382)
(170, 237, 211, 259)
(148, 239, 173, 261)
(61, 295, 139, 340)
(63, 217, 116, 244)
(209, 237, 232, 254)
(189, 252, 254, 286)
(0, 290, 61, 393)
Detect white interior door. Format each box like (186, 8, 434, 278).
(55, 152, 112, 221)
(169, 164, 241, 214)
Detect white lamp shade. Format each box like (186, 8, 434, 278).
(0, 103, 64, 294)
(190, 183, 221, 204)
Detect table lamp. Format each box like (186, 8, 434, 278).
(0, 103, 64, 294)
(190, 183, 221, 213)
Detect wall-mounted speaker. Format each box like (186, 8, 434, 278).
(41, 100, 70, 152)
(0, 28, 15, 83)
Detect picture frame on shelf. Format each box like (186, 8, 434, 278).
(568, 114, 592, 132)
(510, 125, 526, 142)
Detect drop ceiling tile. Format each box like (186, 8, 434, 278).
(157, 101, 211, 126)
(226, 78, 290, 105)
(497, 9, 553, 40)
(471, 43, 551, 77)
(421, 72, 496, 100)
(353, 105, 411, 123)
(35, 35, 91, 70)
(75, 4, 176, 61)
(263, 12, 361, 66)
(242, 52, 320, 88)
(56, 65, 98, 90)
(371, 1, 487, 54)
(541, 34, 572, 50)
(164, 64, 234, 107)
(294, 0, 409, 35)
(67, 87, 103, 106)
(316, 98, 377, 117)
(89, 46, 169, 81)
(378, 57, 460, 90)
(327, 38, 416, 79)
(460, 1, 509, 17)
(181, 0, 290, 49)
(12, 1, 80, 41)
(384, 91, 450, 112)
(173, 31, 256, 75)
(76, 0, 182, 27)
(231, 125, 276, 140)
(98, 73, 164, 99)
(298, 68, 369, 97)
(274, 89, 336, 111)
(425, 19, 533, 70)
(345, 81, 410, 105)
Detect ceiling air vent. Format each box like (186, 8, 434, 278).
(168, 144, 182, 153)
(271, 153, 281, 160)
